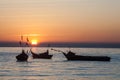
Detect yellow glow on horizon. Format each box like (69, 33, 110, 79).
(31, 39, 38, 45)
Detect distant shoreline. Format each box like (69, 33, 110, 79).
(0, 42, 120, 48)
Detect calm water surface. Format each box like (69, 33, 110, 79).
(0, 47, 120, 80)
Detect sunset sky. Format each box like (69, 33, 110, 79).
(0, 0, 120, 43)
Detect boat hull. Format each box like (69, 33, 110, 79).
(65, 55, 111, 61)
(30, 50, 53, 59)
(16, 54, 28, 62)
(32, 53, 53, 59)
(62, 52, 110, 61)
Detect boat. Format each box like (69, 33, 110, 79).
(30, 49, 53, 59)
(62, 51, 111, 61)
(51, 48, 111, 61)
(16, 49, 28, 62)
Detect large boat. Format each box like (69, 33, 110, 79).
(30, 49, 53, 59)
(16, 50, 28, 62)
(51, 48, 111, 61)
(62, 51, 111, 61)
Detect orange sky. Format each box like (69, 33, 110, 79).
(0, 0, 120, 43)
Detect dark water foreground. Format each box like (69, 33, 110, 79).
(0, 47, 120, 80)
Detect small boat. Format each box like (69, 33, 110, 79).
(30, 49, 53, 59)
(62, 51, 111, 61)
(16, 50, 28, 62)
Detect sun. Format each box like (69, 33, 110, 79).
(31, 40, 38, 45)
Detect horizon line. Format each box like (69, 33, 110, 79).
(0, 42, 120, 48)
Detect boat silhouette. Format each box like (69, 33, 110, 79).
(63, 51, 111, 61)
(51, 49, 111, 61)
(16, 49, 28, 62)
(30, 49, 53, 59)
